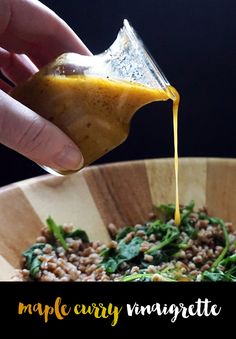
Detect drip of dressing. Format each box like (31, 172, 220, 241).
(167, 86, 180, 225)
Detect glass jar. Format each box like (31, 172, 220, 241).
(11, 19, 177, 175)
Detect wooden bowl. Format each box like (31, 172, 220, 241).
(0, 157, 235, 280)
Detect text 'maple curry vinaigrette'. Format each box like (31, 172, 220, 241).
(11, 75, 181, 225)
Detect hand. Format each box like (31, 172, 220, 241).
(0, 0, 91, 171)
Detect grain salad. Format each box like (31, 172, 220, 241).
(14, 201, 236, 282)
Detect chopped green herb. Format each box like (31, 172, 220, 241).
(66, 228, 89, 243)
(116, 226, 135, 241)
(22, 243, 46, 279)
(46, 216, 68, 250)
(155, 203, 176, 222)
(146, 225, 179, 254)
(101, 236, 143, 273)
(46, 217, 90, 249)
(210, 218, 229, 270)
(180, 200, 195, 222)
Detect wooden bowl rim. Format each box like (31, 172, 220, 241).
(0, 157, 235, 194)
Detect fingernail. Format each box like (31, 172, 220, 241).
(53, 145, 84, 171)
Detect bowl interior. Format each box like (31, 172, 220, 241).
(0, 157, 235, 280)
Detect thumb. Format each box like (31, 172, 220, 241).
(0, 90, 84, 172)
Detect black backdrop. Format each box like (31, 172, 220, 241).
(0, 0, 236, 186)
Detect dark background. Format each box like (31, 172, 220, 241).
(1, 0, 236, 186)
(0, 282, 235, 338)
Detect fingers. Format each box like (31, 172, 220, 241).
(0, 0, 92, 68)
(0, 0, 89, 171)
(0, 48, 38, 85)
(0, 90, 84, 171)
(0, 78, 12, 92)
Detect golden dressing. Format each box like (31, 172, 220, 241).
(168, 87, 181, 226)
(11, 75, 180, 225)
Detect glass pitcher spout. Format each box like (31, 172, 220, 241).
(45, 19, 172, 94)
(102, 19, 171, 90)
(11, 19, 177, 176)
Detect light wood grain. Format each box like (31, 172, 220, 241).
(178, 158, 207, 208)
(146, 158, 207, 208)
(0, 256, 15, 281)
(0, 186, 44, 267)
(83, 161, 153, 228)
(18, 173, 110, 244)
(206, 158, 236, 225)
